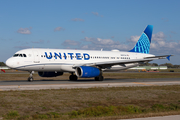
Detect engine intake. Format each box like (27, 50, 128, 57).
(38, 72, 63, 77)
(75, 66, 100, 78)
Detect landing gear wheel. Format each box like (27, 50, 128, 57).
(28, 77, 33, 82)
(28, 71, 34, 82)
(99, 76, 104, 81)
(95, 76, 104, 81)
(69, 75, 78, 81)
(95, 77, 99, 81)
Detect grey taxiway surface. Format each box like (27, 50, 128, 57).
(0, 78, 180, 91)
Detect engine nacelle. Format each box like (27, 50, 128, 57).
(38, 72, 63, 77)
(75, 66, 100, 78)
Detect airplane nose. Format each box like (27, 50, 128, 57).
(6, 58, 14, 68)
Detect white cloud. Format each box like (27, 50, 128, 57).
(92, 12, 99, 16)
(152, 32, 165, 41)
(54, 27, 64, 32)
(61, 40, 81, 46)
(128, 32, 165, 43)
(83, 37, 116, 45)
(60, 31, 180, 55)
(81, 32, 180, 54)
(81, 37, 129, 50)
(14, 46, 30, 49)
(71, 18, 84, 22)
(81, 45, 89, 49)
(150, 43, 156, 49)
(128, 35, 140, 43)
(148, 32, 180, 54)
(17, 27, 31, 34)
(92, 12, 103, 17)
(31, 39, 44, 44)
(157, 41, 166, 46)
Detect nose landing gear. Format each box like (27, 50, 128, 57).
(28, 71, 34, 82)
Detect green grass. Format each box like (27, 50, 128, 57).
(2, 104, 180, 119)
(3, 110, 19, 119)
(69, 104, 180, 118)
(0, 85, 180, 119)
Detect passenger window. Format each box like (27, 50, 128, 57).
(23, 54, 27, 57)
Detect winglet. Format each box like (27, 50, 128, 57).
(166, 55, 172, 61)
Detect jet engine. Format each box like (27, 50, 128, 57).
(75, 66, 100, 78)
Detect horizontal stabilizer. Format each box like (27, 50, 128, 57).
(144, 55, 173, 60)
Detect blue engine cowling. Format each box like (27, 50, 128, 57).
(38, 72, 63, 77)
(75, 66, 100, 78)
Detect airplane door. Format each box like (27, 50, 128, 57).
(33, 51, 40, 63)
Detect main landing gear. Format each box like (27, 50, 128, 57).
(95, 76, 104, 81)
(28, 71, 34, 82)
(69, 73, 78, 81)
(95, 70, 104, 81)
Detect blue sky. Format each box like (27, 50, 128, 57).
(0, 0, 180, 64)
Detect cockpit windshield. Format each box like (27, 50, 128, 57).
(13, 54, 19, 57)
(13, 54, 27, 57)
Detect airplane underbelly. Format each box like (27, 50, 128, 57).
(21, 63, 62, 71)
(42, 64, 62, 71)
(103, 63, 139, 71)
(60, 65, 75, 72)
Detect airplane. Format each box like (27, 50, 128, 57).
(5, 25, 172, 82)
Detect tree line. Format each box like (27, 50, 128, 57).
(140, 63, 180, 68)
(0, 62, 6, 66)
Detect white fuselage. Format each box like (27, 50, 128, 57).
(6, 48, 155, 72)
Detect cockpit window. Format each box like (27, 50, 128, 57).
(13, 53, 27, 57)
(13, 54, 19, 57)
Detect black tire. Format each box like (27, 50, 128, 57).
(69, 75, 78, 81)
(95, 77, 99, 81)
(99, 76, 104, 81)
(28, 77, 33, 82)
(73, 75, 78, 80)
(95, 76, 104, 81)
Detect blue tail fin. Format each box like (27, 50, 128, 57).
(129, 25, 153, 54)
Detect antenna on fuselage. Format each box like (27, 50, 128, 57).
(101, 48, 103, 51)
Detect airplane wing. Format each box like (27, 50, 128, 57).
(73, 55, 172, 68)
